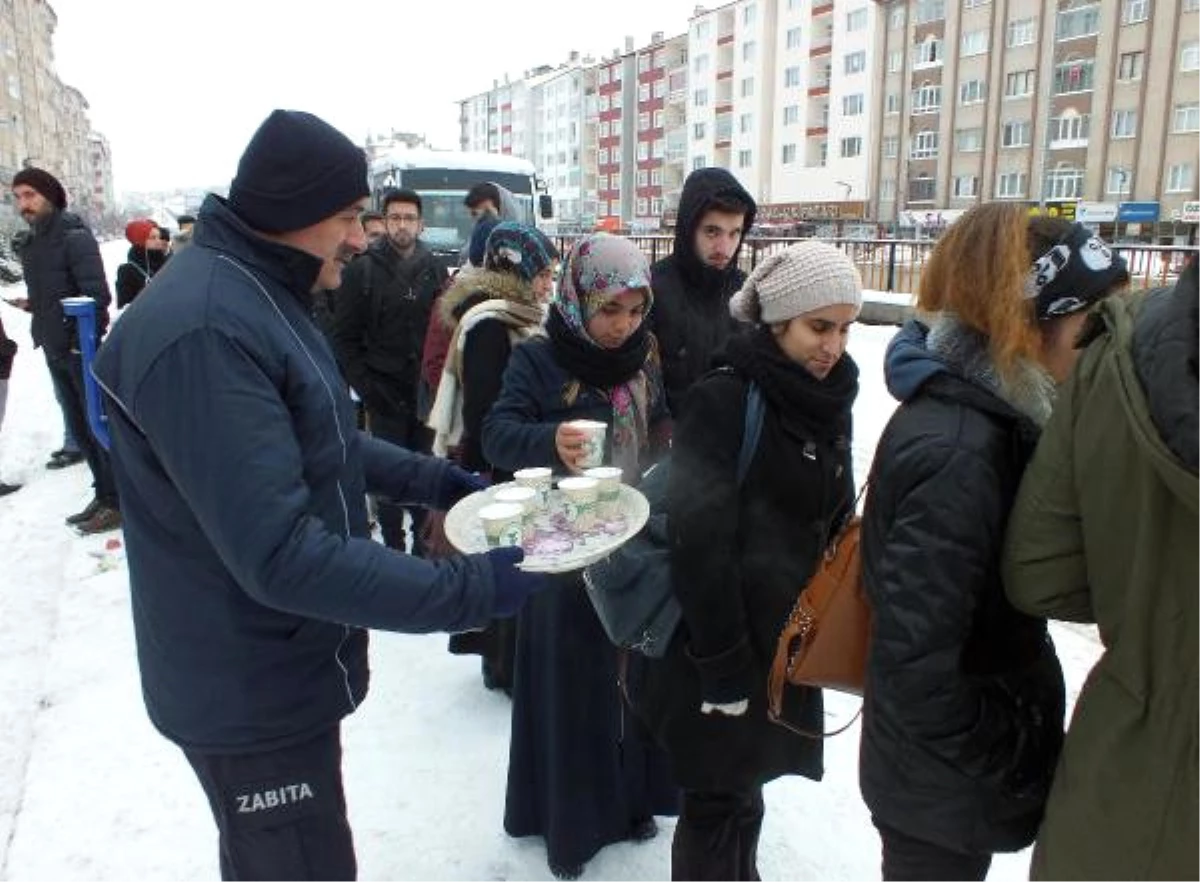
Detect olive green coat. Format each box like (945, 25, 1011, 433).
(1003, 283, 1198, 881)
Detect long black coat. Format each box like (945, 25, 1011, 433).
(860, 320, 1065, 856)
(14, 210, 110, 356)
(115, 246, 168, 309)
(648, 167, 756, 418)
(631, 344, 856, 793)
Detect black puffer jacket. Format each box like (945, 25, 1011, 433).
(330, 238, 447, 419)
(649, 168, 756, 417)
(14, 210, 111, 356)
(632, 329, 857, 792)
(860, 319, 1065, 856)
(115, 245, 169, 309)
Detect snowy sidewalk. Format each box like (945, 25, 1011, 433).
(0, 241, 1101, 880)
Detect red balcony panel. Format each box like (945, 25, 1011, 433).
(812, 2, 834, 15)
(809, 44, 832, 57)
(807, 86, 829, 97)
(806, 126, 828, 136)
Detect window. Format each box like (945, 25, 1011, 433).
(653, 80, 667, 98)
(743, 3, 756, 26)
(840, 136, 862, 158)
(782, 143, 798, 164)
(598, 68, 610, 86)
(888, 50, 904, 73)
(881, 178, 897, 200)
(1107, 167, 1132, 194)
(1056, 5, 1100, 40)
(886, 92, 901, 113)
(960, 79, 986, 104)
(911, 130, 940, 158)
(741, 77, 755, 97)
(638, 83, 650, 103)
(599, 148, 609, 165)
(653, 138, 665, 159)
(1002, 120, 1032, 147)
(1175, 102, 1200, 131)
(693, 88, 709, 106)
(953, 175, 978, 197)
(739, 113, 753, 133)
(1050, 113, 1090, 145)
(694, 54, 710, 74)
(845, 51, 866, 74)
(783, 105, 800, 125)
(597, 175, 608, 192)
(743, 41, 757, 62)
(1053, 60, 1096, 94)
(1044, 167, 1084, 199)
(961, 30, 988, 56)
(599, 121, 610, 138)
(638, 112, 650, 131)
(847, 8, 868, 30)
(637, 170, 648, 187)
(738, 149, 753, 168)
(956, 127, 983, 151)
(637, 141, 649, 161)
(912, 84, 942, 114)
(638, 54, 650, 74)
(1111, 109, 1138, 138)
(1122, 0, 1149, 23)
(637, 198, 649, 216)
(883, 135, 899, 158)
(914, 0, 945, 24)
(843, 93, 864, 116)
(784, 66, 802, 87)
(890, 7, 906, 29)
(997, 171, 1027, 198)
(1186, 0, 1199, 10)
(599, 95, 610, 111)
(1182, 41, 1200, 71)
(651, 168, 662, 186)
(964, 0, 990, 7)
(909, 175, 936, 201)
(693, 121, 706, 139)
(913, 37, 942, 68)
(612, 91, 622, 109)
(1005, 69, 1035, 97)
(786, 27, 803, 49)
(1006, 17, 1036, 47)
(653, 109, 663, 128)
(691, 155, 707, 171)
(1167, 164, 1194, 192)
(1118, 51, 1144, 81)
(694, 18, 711, 39)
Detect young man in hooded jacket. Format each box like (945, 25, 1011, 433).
(92, 109, 547, 881)
(647, 167, 756, 418)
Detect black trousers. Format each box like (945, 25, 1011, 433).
(44, 349, 117, 505)
(367, 406, 432, 557)
(672, 788, 765, 881)
(874, 819, 991, 881)
(183, 726, 356, 881)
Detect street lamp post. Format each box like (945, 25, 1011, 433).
(1115, 167, 1128, 241)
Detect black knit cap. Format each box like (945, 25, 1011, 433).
(12, 167, 66, 210)
(228, 110, 369, 234)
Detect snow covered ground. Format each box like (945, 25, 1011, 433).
(0, 239, 1102, 880)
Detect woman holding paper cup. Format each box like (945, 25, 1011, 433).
(632, 242, 863, 880)
(483, 233, 677, 879)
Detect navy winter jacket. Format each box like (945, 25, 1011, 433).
(94, 195, 501, 754)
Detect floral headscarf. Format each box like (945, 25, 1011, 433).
(549, 233, 660, 474)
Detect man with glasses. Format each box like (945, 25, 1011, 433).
(332, 188, 448, 556)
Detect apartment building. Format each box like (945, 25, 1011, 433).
(596, 45, 635, 225)
(631, 33, 689, 228)
(871, 0, 1199, 238)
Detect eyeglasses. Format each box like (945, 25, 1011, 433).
(386, 214, 421, 224)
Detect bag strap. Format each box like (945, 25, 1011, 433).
(735, 380, 764, 486)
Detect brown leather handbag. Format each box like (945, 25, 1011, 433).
(767, 506, 872, 737)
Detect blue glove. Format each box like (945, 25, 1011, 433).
(487, 546, 550, 617)
(436, 464, 490, 509)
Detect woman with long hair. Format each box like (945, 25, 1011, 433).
(483, 233, 678, 879)
(859, 203, 1130, 880)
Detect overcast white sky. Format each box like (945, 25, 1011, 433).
(49, 0, 706, 197)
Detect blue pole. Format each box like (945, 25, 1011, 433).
(61, 296, 110, 451)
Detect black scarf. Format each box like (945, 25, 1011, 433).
(546, 307, 650, 390)
(723, 326, 859, 442)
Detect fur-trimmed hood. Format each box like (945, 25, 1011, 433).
(438, 266, 538, 329)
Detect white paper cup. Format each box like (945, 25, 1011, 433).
(558, 476, 599, 533)
(513, 467, 553, 510)
(567, 419, 607, 469)
(584, 466, 623, 518)
(493, 486, 538, 540)
(478, 502, 525, 548)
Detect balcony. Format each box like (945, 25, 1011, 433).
(809, 43, 832, 57)
(806, 126, 828, 136)
(717, 31, 735, 45)
(812, 2, 834, 15)
(807, 85, 829, 97)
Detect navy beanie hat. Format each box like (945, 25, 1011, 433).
(12, 167, 66, 210)
(484, 222, 559, 283)
(228, 110, 369, 234)
(468, 216, 502, 268)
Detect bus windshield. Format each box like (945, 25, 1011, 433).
(415, 191, 534, 254)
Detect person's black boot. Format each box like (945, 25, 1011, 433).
(66, 497, 102, 525)
(0, 481, 20, 497)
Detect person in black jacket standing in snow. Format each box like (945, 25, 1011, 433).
(92, 109, 547, 882)
(648, 167, 756, 418)
(331, 187, 448, 556)
(10, 166, 119, 533)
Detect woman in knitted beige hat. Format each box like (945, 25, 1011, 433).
(633, 240, 863, 880)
